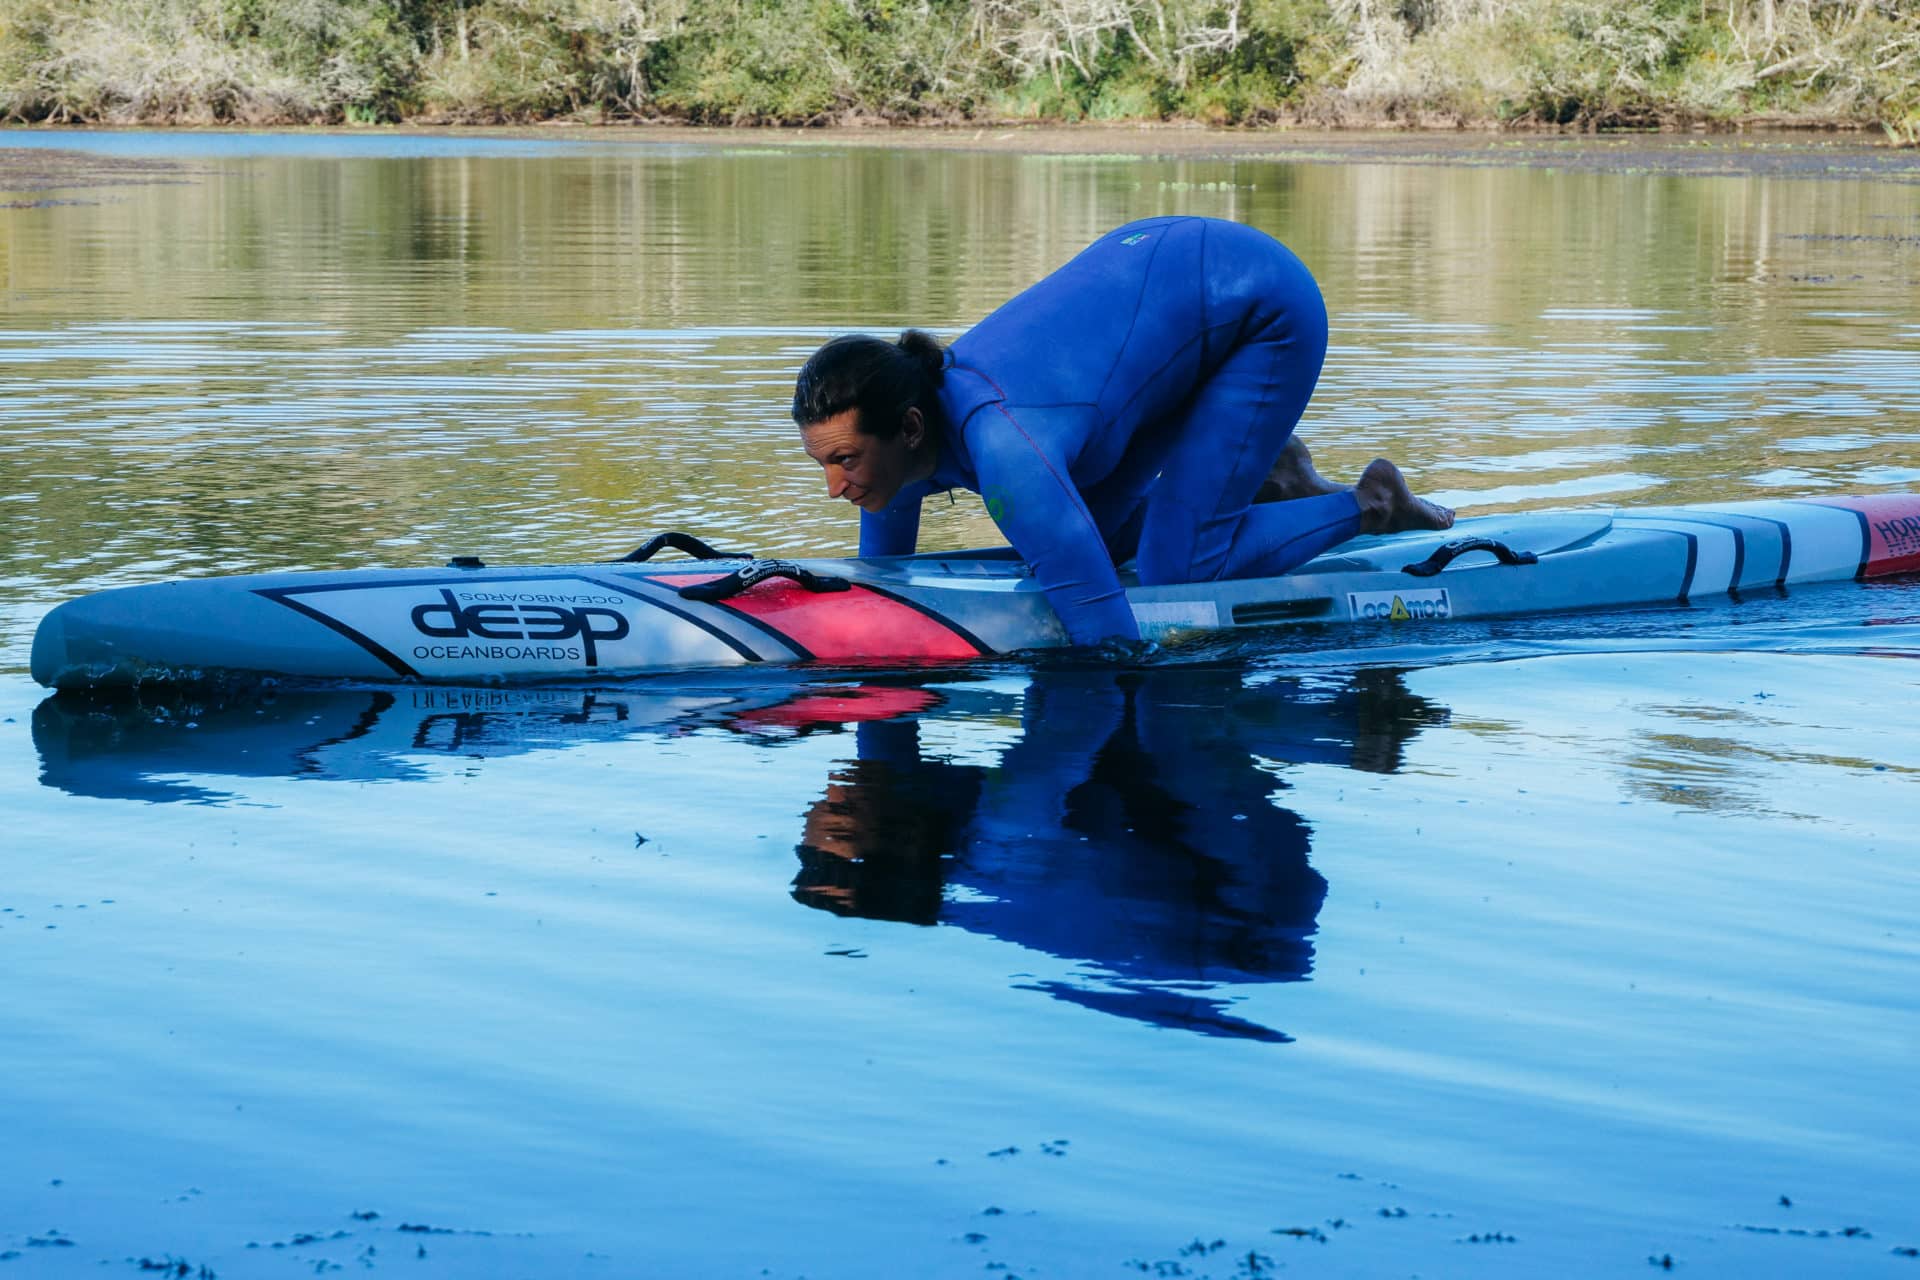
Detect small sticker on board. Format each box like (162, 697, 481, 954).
(1132, 601, 1221, 634)
(1348, 588, 1451, 623)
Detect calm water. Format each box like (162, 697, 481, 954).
(3, 128, 1918, 1278)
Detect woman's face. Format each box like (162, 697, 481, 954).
(799, 407, 926, 514)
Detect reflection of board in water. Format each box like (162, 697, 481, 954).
(32, 665, 1445, 1043)
(790, 667, 1448, 1043)
(32, 685, 768, 802)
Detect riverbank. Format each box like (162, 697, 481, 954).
(0, 145, 192, 205)
(7, 125, 1920, 199)
(3, 0, 1915, 142)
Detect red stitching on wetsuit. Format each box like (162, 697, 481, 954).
(952, 362, 1090, 536)
(1211, 308, 1290, 527)
(1199, 219, 1212, 366)
(957, 360, 1008, 402)
(1094, 217, 1190, 409)
(1106, 320, 1240, 428)
(987, 401, 1124, 602)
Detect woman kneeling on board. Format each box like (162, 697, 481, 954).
(793, 216, 1453, 645)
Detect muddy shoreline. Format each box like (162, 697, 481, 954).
(0, 145, 195, 205)
(5, 123, 1920, 196)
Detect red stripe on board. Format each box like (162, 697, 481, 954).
(651, 574, 983, 660)
(731, 686, 941, 730)
(1816, 496, 1920, 578)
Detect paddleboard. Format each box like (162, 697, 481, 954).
(29, 494, 1920, 688)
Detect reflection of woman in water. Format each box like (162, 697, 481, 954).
(34, 662, 1446, 1041)
(792, 666, 1444, 1042)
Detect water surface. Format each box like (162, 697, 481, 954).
(2, 129, 1917, 1277)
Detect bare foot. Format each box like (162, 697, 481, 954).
(1256, 436, 1347, 503)
(1354, 458, 1454, 534)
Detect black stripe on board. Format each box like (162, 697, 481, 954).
(707, 602, 816, 661)
(1618, 517, 1745, 595)
(856, 581, 998, 655)
(1800, 501, 1872, 582)
(1619, 513, 1799, 593)
(255, 588, 420, 678)
(607, 568, 817, 661)
(585, 575, 771, 663)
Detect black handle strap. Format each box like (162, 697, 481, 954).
(1401, 537, 1539, 578)
(611, 531, 751, 563)
(676, 559, 853, 602)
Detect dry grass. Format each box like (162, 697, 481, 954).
(1, 0, 1914, 138)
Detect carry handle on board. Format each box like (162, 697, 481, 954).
(1401, 537, 1539, 578)
(611, 530, 752, 563)
(677, 559, 853, 602)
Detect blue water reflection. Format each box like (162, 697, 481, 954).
(8, 129, 1920, 1276)
(35, 663, 1449, 1042)
(788, 668, 1444, 1042)
(15, 642, 1920, 1276)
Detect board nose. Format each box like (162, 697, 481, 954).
(29, 602, 69, 688)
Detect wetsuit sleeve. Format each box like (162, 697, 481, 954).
(980, 674, 1128, 821)
(858, 479, 930, 557)
(970, 410, 1138, 645)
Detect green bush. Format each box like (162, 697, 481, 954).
(0, 0, 1913, 133)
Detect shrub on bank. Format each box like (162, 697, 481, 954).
(1, 0, 1914, 137)
(646, 0, 988, 123)
(0, 0, 419, 122)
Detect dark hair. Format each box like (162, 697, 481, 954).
(792, 329, 947, 440)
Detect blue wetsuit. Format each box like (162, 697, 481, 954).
(860, 215, 1362, 644)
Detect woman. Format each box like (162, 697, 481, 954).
(792, 216, 1451, 645)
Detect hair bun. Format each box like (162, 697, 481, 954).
(896, 329, 946, 386)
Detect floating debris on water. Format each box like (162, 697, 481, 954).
(132, 1258, 215, 1278)
(1733, 1223, 1872, 1238)
(265, 1229, 351, 1249)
